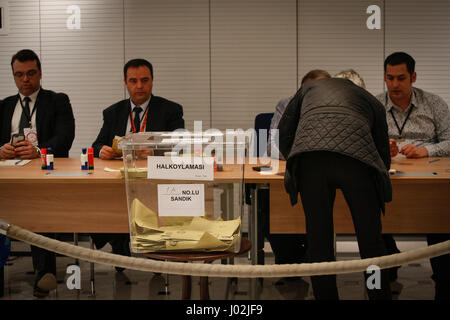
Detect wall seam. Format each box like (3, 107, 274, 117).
(382, 0, 386, 93)
(209, 0, 212, 128)
(123, 0, 126, 100)
(39, 0, 43, 87)
(296, 0, 299, 89)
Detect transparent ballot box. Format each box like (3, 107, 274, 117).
(119, 131, 246, 254)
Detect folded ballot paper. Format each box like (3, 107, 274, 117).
(112, 136, 124, 156)
(130, 198, 241, 253)
(119, 167, 147, 178)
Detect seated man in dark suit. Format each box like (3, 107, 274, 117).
(0, 49, 75, 298)
(92, 58, 184, 159)
(91, 58, 185, 267)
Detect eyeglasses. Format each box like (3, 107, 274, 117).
(13, 69, 39, 79)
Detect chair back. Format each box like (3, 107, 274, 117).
(254, 112, 274, 157)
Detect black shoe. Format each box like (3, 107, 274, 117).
(33, 273, 57, 298)
(33, 286, 50, 298)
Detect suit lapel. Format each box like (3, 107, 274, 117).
(118, 99, 130, 136)
(145, 95, 154, 131)
(35, 89, 46, 136)
(3, 95, 19, 139)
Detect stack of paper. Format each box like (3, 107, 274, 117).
(119, 167, 147, 178)
(112, 136, 124, 156)
(130, 198, 241, 253)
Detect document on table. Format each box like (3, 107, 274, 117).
(0, 159, 32, 166)
(45, 172, 92, 176)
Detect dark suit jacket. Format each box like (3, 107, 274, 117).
(0, 88, 75, 157)
(92, 95, 185, 157)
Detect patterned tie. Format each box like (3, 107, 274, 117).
(19, 96, 31, 134)
(133, 106, 143, 133)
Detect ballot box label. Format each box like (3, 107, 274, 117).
(157, 184, 205, 217)
(148, 156, 214, 181)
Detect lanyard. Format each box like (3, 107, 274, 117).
(389, 106, 413, 138)
(129, 102, 150, 133)
(18, 95, 38, 128)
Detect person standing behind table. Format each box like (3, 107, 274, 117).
(278, 70, 392, 300)
(0, 49, 75, 298)
(268, 69, 332, 160)
(377, 51, 450, 300)
(90, 58, 185, 269)
(264, 70, 330, 285)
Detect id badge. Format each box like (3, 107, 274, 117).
(24, 128, 39, 146)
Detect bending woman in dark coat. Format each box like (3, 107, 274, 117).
(278, 70, 392, 300)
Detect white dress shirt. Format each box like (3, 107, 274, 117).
(10, 89, 40, 136)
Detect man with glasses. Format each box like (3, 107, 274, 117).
(0, 49, 75, 160)
(0, 49, 75, 298)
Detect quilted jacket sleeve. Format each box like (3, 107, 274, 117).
(369, 93, 391, 171)
(278, 89, 304, 160)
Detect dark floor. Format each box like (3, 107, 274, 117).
(0, 235, 436, 300)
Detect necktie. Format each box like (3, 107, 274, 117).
(19, 96, 31, 134)
(133, 106, 143, 133)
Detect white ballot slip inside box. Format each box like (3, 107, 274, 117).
(147, 156, 214, 181)
(157, 184, 205, 217)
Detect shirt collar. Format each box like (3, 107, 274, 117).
(19, 88, 40, 103)
(130, 96, 151, 112)
(386, 88, 418, 113)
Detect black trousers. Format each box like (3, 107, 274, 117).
(31, 233, 56, 287)
(91, 233, 130, 255)
(296, 151, 391, 300)
(258, 188, 307, 265)
(427, 234, 450, 300)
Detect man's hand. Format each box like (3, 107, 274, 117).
(389, 139, 399, 158)
(100, 145, 119, 160)
(14, 140, 39, 159)
(399, 144, 429, 158)
(0, 143, 16, 159)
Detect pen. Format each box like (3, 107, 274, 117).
(15, 159, 23, 165)
(428, 158, 441, 163)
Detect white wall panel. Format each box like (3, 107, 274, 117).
(0, 0, 40, 98)
(124, 0, 210, 130)
(40, 0, 124, 157)
(210, 0, 297, 131)
(385, 0, 450, 105)
(298, 0, 384, 96)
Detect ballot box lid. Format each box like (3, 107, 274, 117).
(118, 131, 248, 150)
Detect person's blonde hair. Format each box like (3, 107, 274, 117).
(334, 69, 366, 88)
(301, 69, 331, 84)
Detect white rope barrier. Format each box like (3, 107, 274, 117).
(2, 222, 450, 278)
